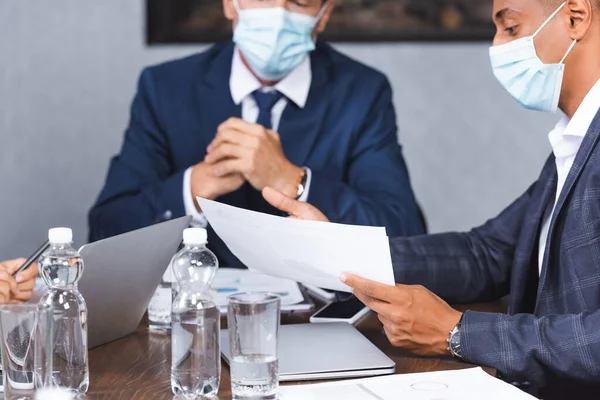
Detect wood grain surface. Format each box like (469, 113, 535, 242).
(83, 301, 506, 399)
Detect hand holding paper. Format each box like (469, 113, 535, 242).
(196, 197, 395, 292)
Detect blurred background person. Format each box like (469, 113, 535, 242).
(88, 0, 424, 268)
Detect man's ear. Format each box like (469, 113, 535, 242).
(223, 0, 236, 21)
(315, 1, 335, 33)
(565, 0, 594, 41)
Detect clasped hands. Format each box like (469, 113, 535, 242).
(262, 187, 464, 357)
(191, 118, 304, 206)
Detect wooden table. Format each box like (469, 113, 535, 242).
(85, 302, 506, 399)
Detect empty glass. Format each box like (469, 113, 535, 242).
(0, 304, 53, 400)
(227, 293, 280, 400)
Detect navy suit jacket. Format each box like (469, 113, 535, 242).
(391, 110, 600, 398)
(89, 41, 424, 267)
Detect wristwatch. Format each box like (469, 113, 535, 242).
(295, 168, 308, 200)
(447, 317, 463, 360)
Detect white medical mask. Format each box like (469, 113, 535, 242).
(232, 0, 327, 81)
(489, 2, 577, 113)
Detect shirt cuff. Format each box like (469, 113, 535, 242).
(297, 167, 312, 203)
(183, 167, 208, 228)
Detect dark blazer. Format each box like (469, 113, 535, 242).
(390, 110, 600, 398)
(89, 41, 424, 267)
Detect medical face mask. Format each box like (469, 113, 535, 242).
(232, 0, 326, 81)
(489, 2, 577, 113)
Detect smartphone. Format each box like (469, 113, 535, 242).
(309, 296, 370, 324)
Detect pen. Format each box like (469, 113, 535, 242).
(12, 240, 50, 277)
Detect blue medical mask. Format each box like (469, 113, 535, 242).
(489, 2, 577, 113)
(232, 0, 326, 81)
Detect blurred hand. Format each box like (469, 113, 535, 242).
(341, 273, 462, 356)
(205, 118, 303, 197)
(262, 187, 329, 222)
(190, 161, 245, 206)
(0, 259, 38, 303)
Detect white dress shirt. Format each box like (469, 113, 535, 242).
(183, 49, 313, 227)
(538, 78, 600, 275)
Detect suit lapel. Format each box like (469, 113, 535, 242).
(536, 109, 600, 306)
(510, 159, 557, 314)
(278, 44, 331, 168)
(194, 42, 249, 208)
(195, 42, 242, 147)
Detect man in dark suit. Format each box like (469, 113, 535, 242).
(88, 0, 424, 268)
(263, 0, 600, 397)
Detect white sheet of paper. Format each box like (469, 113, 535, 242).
(278, 368, 538, 400)
(211, 269, 305, 310)
(197, 198, 395, 292)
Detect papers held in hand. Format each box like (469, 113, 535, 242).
(196, 198, 395, 292)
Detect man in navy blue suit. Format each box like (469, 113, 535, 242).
(88, 0, 424, 268)
(264, 0, 600, 397)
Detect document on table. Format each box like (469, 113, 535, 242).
(197, 198, 395, 292)
(211, 268, 311, 312)
(278, 368, 538, 400)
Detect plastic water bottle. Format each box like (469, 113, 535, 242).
(148, 265, 176, 332)
(38, 228, 89, 394)
(171, 228, 220, 398)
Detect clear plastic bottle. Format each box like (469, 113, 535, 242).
(38, 228, 89, 394)
(148, 266, 176, 332)
(171, 228, 220, 399)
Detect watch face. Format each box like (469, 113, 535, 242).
(450, 328, 461, 357)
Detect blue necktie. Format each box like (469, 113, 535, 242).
(252, 90, 284, 130)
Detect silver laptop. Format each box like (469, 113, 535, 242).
(78, 216, 192, 349)
(221, 322, 395, 381)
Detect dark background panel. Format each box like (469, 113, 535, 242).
(146, 0, 496, 44)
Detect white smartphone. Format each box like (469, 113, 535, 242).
(309, 297, 370, 324)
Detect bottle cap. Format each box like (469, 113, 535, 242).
(48, 227, 73, 244)
(183, 228, 207, 245)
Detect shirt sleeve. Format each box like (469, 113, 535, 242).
(183, 167, 208, 228)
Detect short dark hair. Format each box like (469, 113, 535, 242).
(541, 0, 600, 11)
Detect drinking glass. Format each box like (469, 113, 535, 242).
(0, 303, 53, 400)
(228, 293, 280, 400)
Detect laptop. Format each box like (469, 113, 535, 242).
(221, 322, 395, 381)
(78, 216, 192, 349)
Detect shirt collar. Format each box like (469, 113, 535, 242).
(548, 78, 600, 158)
(229, 48, 312, 109)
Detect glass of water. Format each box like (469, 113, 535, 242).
(227, 293, 281, 400)
(0, 303, 53, 400)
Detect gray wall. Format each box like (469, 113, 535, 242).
(0, 0, 557, 259)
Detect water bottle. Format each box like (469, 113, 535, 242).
(171, 228, 220, 398)
(38, 228, 89, 394)
(148, 265, 176, 332)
